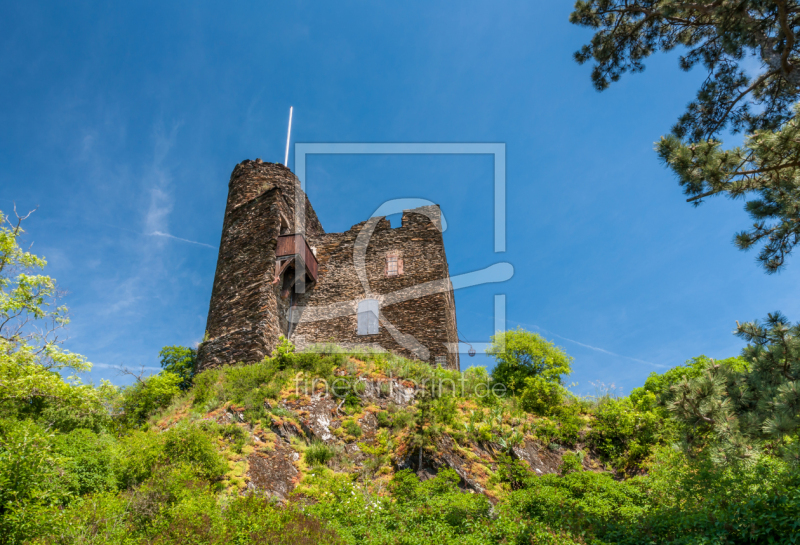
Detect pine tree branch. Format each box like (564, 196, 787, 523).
(706, 70, 777, 137)
(775, 0, 798, 78)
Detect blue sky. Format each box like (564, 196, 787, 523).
(2, 1, 797, 394)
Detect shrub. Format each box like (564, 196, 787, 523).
(162, 424, 227, 482)
(0, 419, 74, 543)
(118, 423, 226, 488)
(375, 411, 391, 427)
(518, 376, 566, 415)
(117, 429, 167, 488)
(221, 494, 342, 544)
(391, 409, 414, 430)
(342, 420, 362, 438)
(190, 367, 221, 409)
(505, 470, 650, 537)
(587, 397, 667, 474)
(494, 452, 529, 490)
(53, 428, 119, 495)
(37, 491, 130, 545)
(305, 441, 335, 466)
(120, 372, 182, 427)
(559, 451, 584, 476)
(128, 464, 211, 531)
(487, 328, 573, 394)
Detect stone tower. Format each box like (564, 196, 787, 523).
(197, 160, 459, 372)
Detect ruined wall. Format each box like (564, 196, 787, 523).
(292, 206, 460, 370)
(199, 160, 459, 372)
(197, 160, 323, 371)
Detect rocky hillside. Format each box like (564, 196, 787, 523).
(154, 347, 604, 503)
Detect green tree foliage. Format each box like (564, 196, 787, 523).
(668, 312, 800, 463)
(587, 396, 669, 474)
(517, 376, 567, 415)
(505, 448, 800, 544)
(487, 328, 573, 394)
(0, 209, 114, 423)
(0, 209, 88, 370)
(570, 1, 800, 272)
(0, 338, 113, 418)
(629, 354, 749, 410)
(158, 345, 197, 391)
(119, 372, 182, 428)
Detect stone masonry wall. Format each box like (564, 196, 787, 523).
(292, 206, 460, 370)
(197, 161, 324, 371)
(198, 160, 459, 372)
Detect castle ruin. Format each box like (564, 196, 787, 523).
(197, 159, 459, 372)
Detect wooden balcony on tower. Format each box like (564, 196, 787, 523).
(275, 234, 318, 284)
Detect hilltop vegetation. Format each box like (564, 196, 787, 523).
(2, 210, 799, 545)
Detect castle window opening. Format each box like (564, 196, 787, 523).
(434, 355, 447, 367)
(357, 299, 380, 335)
(385, 251, 403, 277)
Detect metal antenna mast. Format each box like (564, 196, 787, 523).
(284, 106, 293, 166)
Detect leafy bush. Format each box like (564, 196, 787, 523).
(158, 346, 197, 391)
(305, 440, 336, 466)
(487, 328, 573, 394)
(375, 410, 391, 427)
(342, 420, 362, 438)
(534, 411, 583, 448)
(218, 494, 343, 544)
(559, 451, 584, 476)
(505, 470, 650, 538)
(390, 409, 414, 430)
(119, 372, 182, 427)
(161, 424, 227, 482)
(587, 397, 668, 474)
(53, 428, 119, 495)
(518, 376, 566, 415)
(0, 419, 74, 543)
(128, 464, 209, 531)
(118, 423, 226, 488)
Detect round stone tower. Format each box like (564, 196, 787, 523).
(196, 160, 323, 371)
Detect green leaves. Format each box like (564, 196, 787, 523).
(0, 210, 84, 369)
(159, 345, 197, 391)
(0, 338, 112, 412)
(664, 313, 800, 464)
(487, 327, 573, 394)
(657, 107, 800, 272)
(571, 1, 800, 271)
(119, 372, 182, 428)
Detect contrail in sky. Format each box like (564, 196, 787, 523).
(511, 319, 667, 369)
(149, 230, 216, 249)
(97, 221, 217, 250)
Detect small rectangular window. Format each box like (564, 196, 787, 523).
(357, 299, 380, 335)
(386, 251, 403, 277)
(434, 356, 447, 368)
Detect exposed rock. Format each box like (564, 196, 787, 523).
(295, 394, 338, 443)
(512, 438, 564, 475)
(432, 435, 487, 494)
(247, 441, 299, 501)
(271, 419, 303, 442)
